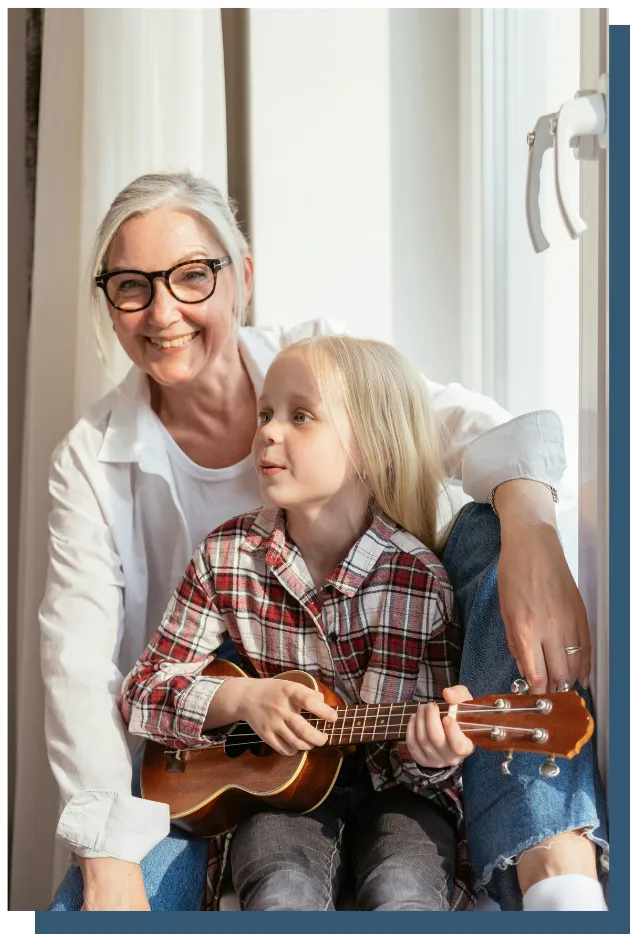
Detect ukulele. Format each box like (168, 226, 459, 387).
(140, 659, 594, 837)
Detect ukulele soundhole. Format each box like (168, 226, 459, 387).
(225, 721, 273, 759)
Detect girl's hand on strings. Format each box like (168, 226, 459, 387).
(239, 678, 338, 756)
(406, 685, 475, 769)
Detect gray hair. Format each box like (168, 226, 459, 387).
(90, 172, 250, 368)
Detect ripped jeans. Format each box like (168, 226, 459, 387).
(443, 503, 609, 910)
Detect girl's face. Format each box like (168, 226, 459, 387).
(252, 353, 362, 512)
(104, 206, 253, 388)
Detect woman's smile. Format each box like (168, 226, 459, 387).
(145, 330, 201, 353)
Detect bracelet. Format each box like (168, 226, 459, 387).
(489, 481, 559, 518)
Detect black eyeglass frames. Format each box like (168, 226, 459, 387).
(94, 256, 232, 312)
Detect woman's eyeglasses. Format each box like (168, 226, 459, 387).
(94, 256, 232, 312)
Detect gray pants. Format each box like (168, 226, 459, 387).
(230, 770, 458, 911)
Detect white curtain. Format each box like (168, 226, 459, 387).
(10, 8, 228, 910)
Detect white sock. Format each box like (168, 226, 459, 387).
(522, 874, 607, 911)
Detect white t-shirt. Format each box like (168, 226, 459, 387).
(155, 416, 262, 550)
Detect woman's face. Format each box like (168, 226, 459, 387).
(104, 206, 253, 388)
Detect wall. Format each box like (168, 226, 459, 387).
(247, 9, 463, 383)
(248, 9, 393, 344)
(390, 9, 461, 383)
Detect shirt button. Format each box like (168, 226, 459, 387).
(329, 631, 339, 644)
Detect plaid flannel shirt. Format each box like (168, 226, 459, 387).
(120, 505, 475, 910)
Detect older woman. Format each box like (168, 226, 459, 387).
(43, 172, 607, 913)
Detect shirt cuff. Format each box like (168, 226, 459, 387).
(393, 743, 461, 788)
(56, 790, 170, 863)
(174, 675, 237, 746)
(461, 410, 567, 504)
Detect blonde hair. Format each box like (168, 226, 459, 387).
(279, 335, 446, 551)
(90, 172, 250, 368)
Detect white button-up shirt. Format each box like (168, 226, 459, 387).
(39, 318, 567, 864)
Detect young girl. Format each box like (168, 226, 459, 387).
(119, 335, 478, 911)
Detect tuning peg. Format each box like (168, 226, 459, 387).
(539, 756, 561, 779)
(511, 678, 529, 694)
(501, 752, 514, 775)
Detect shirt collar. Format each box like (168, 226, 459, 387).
(242, 504, 399, 598)
(96, 366, 149, 464)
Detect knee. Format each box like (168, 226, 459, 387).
(357, 870, 451, 912)
(362, 888, 450, 911)
(236, 867, 328, 911)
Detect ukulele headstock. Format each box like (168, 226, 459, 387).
(459, 690, 593, 778)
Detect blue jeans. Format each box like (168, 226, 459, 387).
(442, 503, 609, 911)
(47, 748, 209, 911)
(48, 503, 609, 912)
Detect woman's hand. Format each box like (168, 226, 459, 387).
(494, 479, 591, 694)
(236, 678, 338, 756)
(406, 685, 475, 768)
(78, 857, 150, 911)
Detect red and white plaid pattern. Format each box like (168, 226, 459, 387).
(120, 506, 475, 910)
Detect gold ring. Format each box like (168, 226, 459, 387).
(564, 645, 582, 655)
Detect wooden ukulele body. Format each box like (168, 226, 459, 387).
(140, 660, 348, 837)
(140, 659, 593, 837)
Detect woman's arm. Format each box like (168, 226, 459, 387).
(40, 442, 169, 910)
(424, 376, 567, 500)
(431, 387, 585, 694)
(492, 479, 591, 694)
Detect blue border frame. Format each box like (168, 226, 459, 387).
(606, 20, 630, 935)
(34, 23, 630, 937)
(0, 0, 9, 911)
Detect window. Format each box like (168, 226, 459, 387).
(461, 8, 582, 577)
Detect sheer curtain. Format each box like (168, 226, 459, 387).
(10, 8, 227, 909)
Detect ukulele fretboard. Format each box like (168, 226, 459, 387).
(305, 703, 422, 746)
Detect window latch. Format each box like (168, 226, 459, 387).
(525, 72, 608, 252)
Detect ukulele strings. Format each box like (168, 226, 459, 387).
(211, 722, 539, 752)
(210, 711, 545, 749)
(214, 702, 549, 743)
(303, 702, 546, 732)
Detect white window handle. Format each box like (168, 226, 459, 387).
(525, 73, 608, 252)
(525, 113, 556, 253)
(554, 74, 608, 240)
